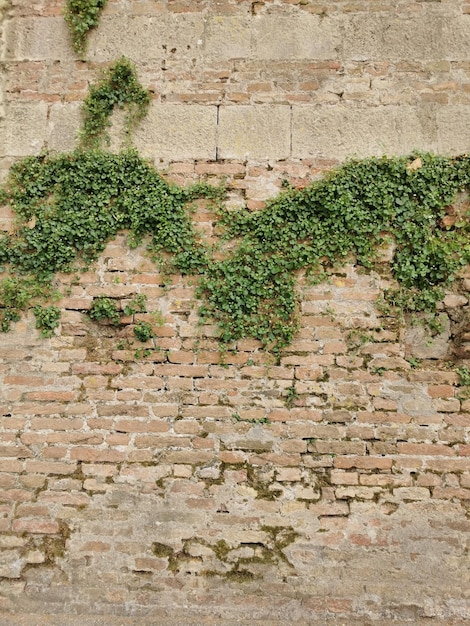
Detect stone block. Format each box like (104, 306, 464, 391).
(253, 14, 341, 60)
(203, 16, 251, 59)
(132, 104, 217, 160)
(437, 106, 470, 155)
(4, 102, 48, 156)
(342, 13, 470, 62)
(292, 105, 437, 160)
(5, 17, 73, 61)
(48, 102, 82, 153)
(218, 105, 290, 159)
(87, 15, 205, 62)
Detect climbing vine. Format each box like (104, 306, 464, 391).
(64, 0, 108, 56)
(0, 58, 469, 352)
(79, 57, 150, 150)
(200, 154, 470, 349)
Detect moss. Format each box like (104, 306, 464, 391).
(151, 542, 174, 559)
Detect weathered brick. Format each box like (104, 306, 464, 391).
(12, 519, 59, 534)
(70, 448, 127, 463)
(334, 456, 393, 470)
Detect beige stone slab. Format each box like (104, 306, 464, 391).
(342, 13, 470, 62)
(252, 14, 340, 60)
(436, 106, 470, 155)
(4, 17, 74, 61)
(132, 104, 217, 161)
(203, 16, 251, 60)
(218, 105, 291, 160)
(47, 102, 82, 153)
(292, 105, 437, 160)
(87, 15, 205, 63)
(4, 102, 48, 156)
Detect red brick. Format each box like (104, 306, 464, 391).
(25, 461, 77, 474)
(397, 443, 455, 456)
(70, 448, 127, 463)
(12, 519, 59, 534)
(333, 456, 393, 470)
(115, 419, 169, 433)
(24, 391, 78, 402)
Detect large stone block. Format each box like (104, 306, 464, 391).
(292, 105, 437, 160)
(4, 101, 48, 156)
(218, 105, 291, 160)
(132, 104, 217, 161)
(342, 13, 470, 62)
(252, 14, 341, 60)
(47, 102, 82, 153)
(203, 16, 251, 60)
(4, 17, 73, 61)
(87, 15, 205, 63)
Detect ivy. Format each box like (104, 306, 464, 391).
(64, 0, 108, 57)
(79, 58, 151, 150)
(133, 321, 155, 343)
(0, 150, 469, 351)
(0, 61, 469, 353)
(33, 305, 61, 338)
(198, 154, 470, 350)
(0, 149, 217, 334)
(89, 296, 121, 326)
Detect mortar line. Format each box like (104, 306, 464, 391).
(215, 104, 220, 161)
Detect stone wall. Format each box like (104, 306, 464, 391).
(0, 1, 470, 624)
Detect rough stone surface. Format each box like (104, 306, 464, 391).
(47, 102, 81, 153)
(292, 105, 438, 160)
(405, 314, 452, 360)
(218, 105, 291, 159)
(133, 104, 218, 161)
(4, 102, 48, 156)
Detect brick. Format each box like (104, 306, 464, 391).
(427, 385, 455, 399)
(0, 489, 33, 502)
(335, 486, 381, 500)
(432, 487, 470, 500)
(114, 419, 169, 433)
(12, 519, 59, 534)
(79, 541, 111, 552)
(133, 557, 166, 571)
(70, 448, 127, 463)
(276, 467, 301, 481)
(330, 470, 359, 485)
(393, 487, 431, 501)
(25, 461, 77, 474)
(38, 491, 89, 506)
(397, 443, 455, 456)
(333, 456, 393, 470)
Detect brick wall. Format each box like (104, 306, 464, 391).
(0, 1, 470, 624)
